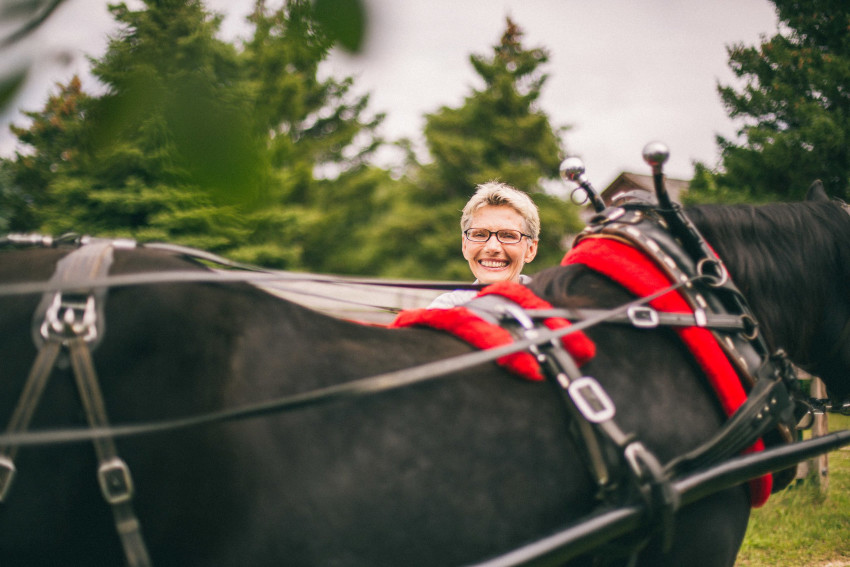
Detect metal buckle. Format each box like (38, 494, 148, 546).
(98, 458, 134, 504)
(568, 377, 616, 423)
(0, 456, 16, 502)
(627, 305, 660, 328)
(40, 293, 98, 343)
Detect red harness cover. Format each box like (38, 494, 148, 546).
(563, 237, 772, 507)
(391, 281, 596, 381)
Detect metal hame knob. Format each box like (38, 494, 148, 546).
(559, 156, 587, 183)
(642, 142, 670, 174)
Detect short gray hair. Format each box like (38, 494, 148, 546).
(460, 181, 540, 240)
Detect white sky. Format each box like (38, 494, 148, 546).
(1, 0, 780, 188)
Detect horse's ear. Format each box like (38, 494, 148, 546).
(806, 179, 828, 201)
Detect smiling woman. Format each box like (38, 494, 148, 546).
(427, 181, 539, 309)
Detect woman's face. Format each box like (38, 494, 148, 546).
(462, 205, 538, 284)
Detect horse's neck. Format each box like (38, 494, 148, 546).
(691, 208, 820, 364)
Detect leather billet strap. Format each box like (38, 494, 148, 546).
(1, 239, 152, 567)
(67, 336, 151, 567)
(523, 306, 754, 334)
(0, 340, 62, 500)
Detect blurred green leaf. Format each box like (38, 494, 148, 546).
(0, 68, 27, 110)
(0, 0, 65, 47)
(312, 0, 366, 52)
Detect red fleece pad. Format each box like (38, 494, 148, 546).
(391, 281, 595, 382)
(563, 237, 772, 507)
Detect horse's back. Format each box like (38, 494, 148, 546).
(0, 245, 750, 566)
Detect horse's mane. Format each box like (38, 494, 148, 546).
(685, 200, 850, 357)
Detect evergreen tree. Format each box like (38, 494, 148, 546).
(359, 18, 581, 280)
(1, 0, 387, 271)
(4, 76, 91, 231)
(421, 18, 565, 198)
(4, 0, 267, 249)
(687, 0, 850, 203)
(233, 0, 386, 271)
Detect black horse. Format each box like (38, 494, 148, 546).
(0, 187, 848, 566)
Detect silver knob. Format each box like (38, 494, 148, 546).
(642, 142, 670, 173)
(559, 156, 605, 212)
(559, 156, 587, 183)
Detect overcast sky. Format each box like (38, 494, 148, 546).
(1, 0, 780, 189)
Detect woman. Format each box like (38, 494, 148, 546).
(428, 181, 539, 309)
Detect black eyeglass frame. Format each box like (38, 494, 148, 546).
(463, 228, 532, 244)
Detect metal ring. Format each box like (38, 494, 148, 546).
(740, 314, 759, 341)
(570, 187, 590, 207)
(696, 257, 729, 287)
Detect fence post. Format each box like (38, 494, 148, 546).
(809, 377, 829, 491)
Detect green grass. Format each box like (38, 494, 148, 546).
(736, 414, 850, 566)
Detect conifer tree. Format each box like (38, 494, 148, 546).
(359, 18, 581, 279)
(4, 76, 91, 230)
(1, 0, 387, 270)
(687, 0, 850, 203)
(232, 0, 386, 270)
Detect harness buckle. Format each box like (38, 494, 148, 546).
(627, 305, 660, 328)
(568, 377, 616, 423)
(40, 292, 98, 343)
(0, 455, 16, 502)
(98, 458, 134, 505)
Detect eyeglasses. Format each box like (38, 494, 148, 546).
(463, 228, 530, 244)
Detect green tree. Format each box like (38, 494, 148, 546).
(687, 0, 850, 203)
(4, 0, 268, 251)
(4, 76, 91, 231)
(1, 0, 388, 270)
(421, 17, 566, 198)
(358, 18, 581, 279)
(232, 0, 386, 270)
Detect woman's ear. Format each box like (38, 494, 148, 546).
(524, 240, 538, 263)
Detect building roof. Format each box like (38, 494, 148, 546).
(573, 172, 691, 229)
(601, 172, 690, 205)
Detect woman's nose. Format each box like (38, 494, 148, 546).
(483, 235, 503, 250)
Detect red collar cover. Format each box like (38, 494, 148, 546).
(391, 281, 596, 382)
(563, 237, 772, 507)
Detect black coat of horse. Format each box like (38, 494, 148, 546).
(1, 188, 849, 566)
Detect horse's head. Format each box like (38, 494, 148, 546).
(686, 185, 850, 401)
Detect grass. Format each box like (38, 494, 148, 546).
(736, 414, 850, 566)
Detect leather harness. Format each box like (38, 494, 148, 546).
(0, 238, 152, 567)
(0, 202, 820, 564)
(462, 199, 803, 551)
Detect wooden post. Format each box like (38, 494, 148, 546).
(796, 374, 829, 490)
(810, 377, 829, 491)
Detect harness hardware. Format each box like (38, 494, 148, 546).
(568, 377, 615, 423)
(3, 239, 153, 567)
(696, 257, 729, 287)
(627, 305, 659, 328)
(0, 456, 15, 502)
(98, 458, 135, 505)
(40, 292, 98, 343)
